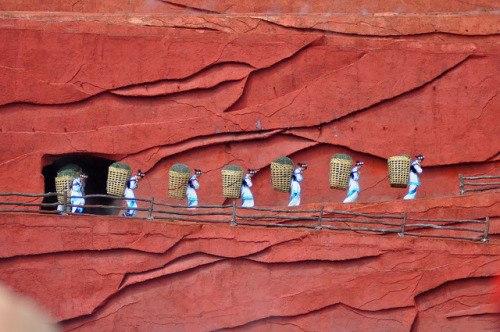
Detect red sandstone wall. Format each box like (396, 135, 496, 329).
(0, 193, 499, 331)
(0, 3, 498, 207)
(2, 0, 499, 15)
(0, 1, 499, 331)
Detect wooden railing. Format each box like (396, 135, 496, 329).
(0, 192, 491, 243)
(459, 174, 500, 195)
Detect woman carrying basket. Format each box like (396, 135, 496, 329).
(241, 169, 256, 207)
(123, 170, 145, 217)
(70, 173, 88, 213)
(344, 161, 364, 203)
(289, 163, 307, 207)
(404, 155, 424, 200)
(186, 169, 202, 207)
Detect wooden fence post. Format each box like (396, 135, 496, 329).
(147, 197, 154, 220)
(459, 174, 465, 195)
(482, 217, 490, 243)
(62, 191, 68, 215)
(316, 205, 324, 230)
(230, 201, 237, 226)
(398, 212, 407, 237)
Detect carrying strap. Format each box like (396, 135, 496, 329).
(223, 178, 243, 188)
(169, 179, 190, 191)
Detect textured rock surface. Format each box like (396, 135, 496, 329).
(0, 1, 499, 331)
(0, 7, 498, 206)
(0, 193, 498, 331)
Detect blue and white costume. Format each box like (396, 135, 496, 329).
(186, 174, 200, 207)
(70, 177, 85, 213)
(404, 160, 423, 200)
(343, 166, 360, 203)
(241, 174, 254, 207)
(123, 175, 139, 217)
(288, 167, 304, 207)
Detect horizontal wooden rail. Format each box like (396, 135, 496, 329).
(463, 186, 500, 193)
(0, 192, 56, 198)
(155, 209, 233, 217)
(404, 223, 484, 233)
(0, 201, 59, 207)
(154, 216, 229, 224)
(235, 214, 318, 221)
(85, 194, 152, 203)
(462, 175, 500, 180)
(322, 225, 401, 233)
(403, 232, 484, 242)
(321, 217, 402, 227)
(463, 182, 500, 186)
(235, 221, 319, 230)
(0, 209, 60, 214)
(153, 201, 233, 209)
(237, 206, 320, 213)
(323, 209, 403, 219)
(82, 204, 150, 212)
(406, 217, 485, 224)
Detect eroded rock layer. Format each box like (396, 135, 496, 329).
(0, 1, 499, 331)
(0, 193, 498, 331)
(0, 6, 498, 206)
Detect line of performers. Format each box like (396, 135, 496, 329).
(185, 154, 425, 208)
(65, 155, 424, 216)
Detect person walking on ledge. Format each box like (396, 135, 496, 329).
(404, 154, 424, 200)
(70, 173, 88, 213)
(123, 169, 145, 217)
(344, 161, 364, 203)
(241, 169, 256, 207)
(289, 163, 307, 207)
(186, 169, 202, 207)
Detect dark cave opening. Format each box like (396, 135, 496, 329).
(42, 154, 123, 215)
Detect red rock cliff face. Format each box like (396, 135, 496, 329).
(0, 1, 499, 331)
(0, 1, 498, 206)
(0, 194, 499, 331)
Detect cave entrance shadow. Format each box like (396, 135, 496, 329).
(42, 154, 123, 215)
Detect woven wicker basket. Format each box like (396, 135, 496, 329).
(388, 155, 411, 188)
(221, 168, 244, 198)
(271, 161, 295, 193)
(329, 157, 352, 191)
(169, 170, 191, 199)
(107, 166, 132, 196)
(55, 175, 76, 204)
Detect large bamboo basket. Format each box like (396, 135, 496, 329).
(55, 175, 76, 204)
(221, 167, 244, 198)
(388, 155, 411, 188)
(271, 157, 295, 193)
(169, 164, 191, 199)
(107, 166, 132, 196)
(329, 154, 352, 191)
